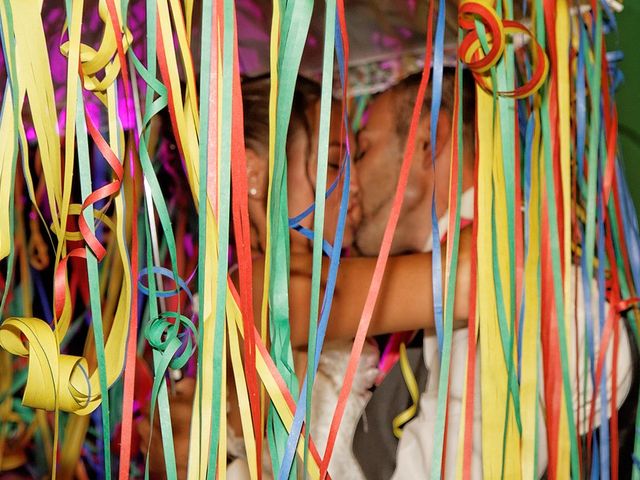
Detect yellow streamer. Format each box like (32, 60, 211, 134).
(392, 343, 421, 439)
(476, 84, 522, 479)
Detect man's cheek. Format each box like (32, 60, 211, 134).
(356, 173, 374, 210)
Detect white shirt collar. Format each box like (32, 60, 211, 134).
(423, 188, 474, 253)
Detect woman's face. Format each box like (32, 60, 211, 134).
(288, 99, 361, 252)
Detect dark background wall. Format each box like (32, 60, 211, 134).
(615, 3, 640, 210)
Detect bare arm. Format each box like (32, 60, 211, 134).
(252, 227, 472, 348)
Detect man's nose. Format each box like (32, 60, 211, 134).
(349, 156, 361, 197)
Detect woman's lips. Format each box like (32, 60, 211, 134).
(347, 203, 362, 226)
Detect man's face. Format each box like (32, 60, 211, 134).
(355, 90, 434, 256)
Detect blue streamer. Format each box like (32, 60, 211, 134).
(138, 266, 194, 302)
(289, 167, 344, 228)
(430, 0, 446, 356)
(576, 29, 587, 187)
(428, 0, 449, 477)
(290, 224, 334, 257)
(518, 110, 536, 380)
(597, 135, 610, 479)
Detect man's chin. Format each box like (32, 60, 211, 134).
(355, 223, 385, 257)
(356, 222, 415, 257)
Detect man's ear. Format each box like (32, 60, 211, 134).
(246, 148, 268, 201)
(413, 115, 432, 170)
(435, 109, 452, 157)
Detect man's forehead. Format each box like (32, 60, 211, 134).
(359, 90, 395, 133)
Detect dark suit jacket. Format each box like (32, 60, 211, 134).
(352, 333, 428, 480)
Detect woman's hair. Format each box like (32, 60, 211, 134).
(241, 75, 321, 157)
(241, 77, 271, 156)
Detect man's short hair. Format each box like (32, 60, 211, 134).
(389, 67, 476, 151)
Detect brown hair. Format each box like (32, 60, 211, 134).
(389, 67, 475, 153)
(241, 75, 321, 158)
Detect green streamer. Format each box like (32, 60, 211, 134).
(267, 1, 313, 476)
(196, 0, 213, 476)
(206, 0, 234, 475)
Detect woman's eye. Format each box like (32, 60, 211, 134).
(327, 150, 342, 169)
(328, 159, 341, 169)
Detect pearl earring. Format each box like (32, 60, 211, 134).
(249, 187, 258, 197)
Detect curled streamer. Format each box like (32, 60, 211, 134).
(0, 0, 133, 416)
(145, 312, 197, 370)
(458, 0, 506, 73)
(58, 0, 129, 263)
(59, 0, 134, 97)
(0, 205, 123, 414)
(138, 266, 198, 367)
(459, 1, 549, 98)
(0, 317, 91, 412)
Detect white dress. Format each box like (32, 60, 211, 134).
(310, 339, 379, 480)
(227, 339, 379, 480)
